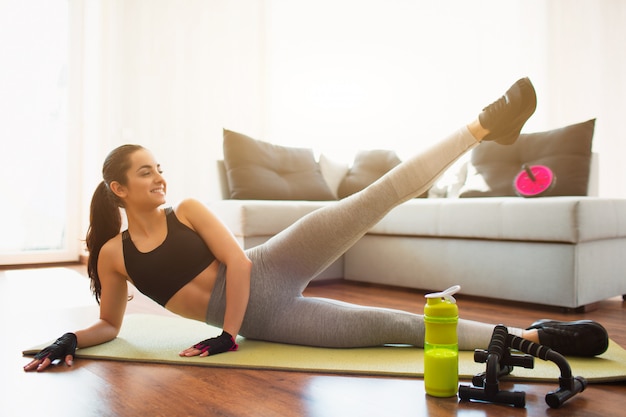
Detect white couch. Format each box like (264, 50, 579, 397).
(210, 157, 626, 312)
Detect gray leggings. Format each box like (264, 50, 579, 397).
(206, 127, 521, 350)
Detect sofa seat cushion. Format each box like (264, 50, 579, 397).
(367, 197, 626, 243)
(211, 197, 626, 244)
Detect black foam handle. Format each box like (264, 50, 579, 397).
(507, 334, 573, 379)
(487, 325, 509, 359)
(507, 333, 552, 360)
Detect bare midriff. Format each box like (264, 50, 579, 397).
(163, 259, 220, 321)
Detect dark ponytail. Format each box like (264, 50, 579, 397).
(85, 144, 144, 303)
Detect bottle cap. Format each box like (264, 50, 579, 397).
(425, 285, 461, 304)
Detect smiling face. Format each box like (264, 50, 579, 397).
(110, 148, 167, 210)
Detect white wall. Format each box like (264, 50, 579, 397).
(543, 1, 626, 198)
(77, 0, 267, 238)
(263, 0, 626, 198)
(263, 0, 549, 160)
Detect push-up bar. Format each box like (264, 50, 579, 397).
(458, 325, 587, 408)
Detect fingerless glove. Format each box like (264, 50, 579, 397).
(192, 331, 238, 356)
(34, 332, 77, 363)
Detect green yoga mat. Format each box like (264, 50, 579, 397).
(23, 313, 626, 383)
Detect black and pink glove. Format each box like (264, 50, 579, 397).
(33, 332, 77, 364)
(192, 331, 238, 356)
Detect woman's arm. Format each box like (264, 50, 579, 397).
(24, 239, 129, 372)
(76, 242, 129, 346)
(178, 198, 252, 340)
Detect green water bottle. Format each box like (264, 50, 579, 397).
(424, 285, 460, 397)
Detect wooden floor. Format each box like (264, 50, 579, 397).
(2, 264, 625, 417)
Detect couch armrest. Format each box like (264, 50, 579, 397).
(216, 160, 230, 200)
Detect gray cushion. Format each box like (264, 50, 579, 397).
(338, 149, 401, 198)
(223, 129, 335, 201)
(459, 119, 595, 198)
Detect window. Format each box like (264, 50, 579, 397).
(0, 1, 79, 264)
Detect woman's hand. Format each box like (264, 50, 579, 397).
(179, 331, 239, 357)
(23, 332, 77, 372)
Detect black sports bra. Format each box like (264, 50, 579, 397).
(122, 207, 216, 306)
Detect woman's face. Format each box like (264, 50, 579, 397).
(117, 149, 167, 209)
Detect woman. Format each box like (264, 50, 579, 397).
(24, 78, 608, 372)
